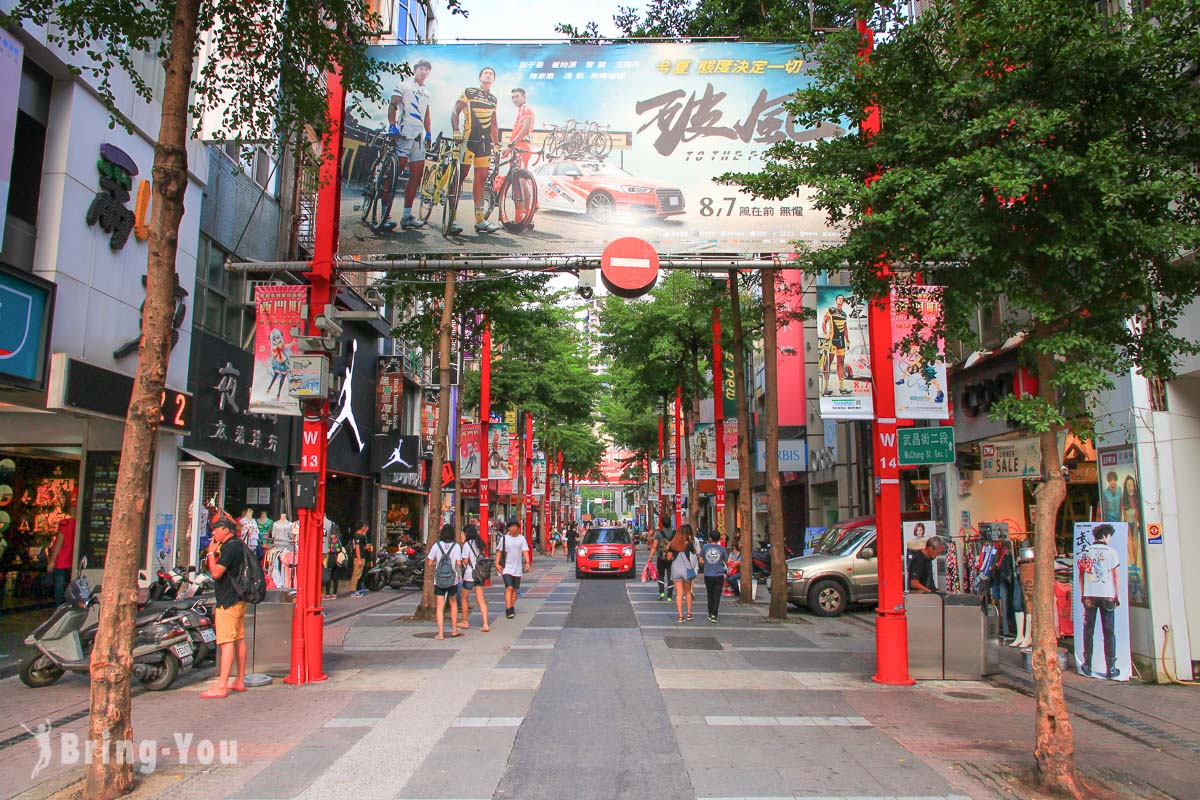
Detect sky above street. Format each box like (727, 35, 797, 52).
(437, 1, 644, 42)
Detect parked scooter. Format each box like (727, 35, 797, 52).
(20, 566, 194, 690)
(154, 598, 216, 668)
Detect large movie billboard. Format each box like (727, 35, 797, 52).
(340, 43, 842, 256)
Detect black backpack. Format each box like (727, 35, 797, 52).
(229, 540, 266, 604)
(471, 541, 494, 583)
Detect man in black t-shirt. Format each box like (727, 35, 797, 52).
(201, 517, 247, 699)
(908, 536, 946, 594)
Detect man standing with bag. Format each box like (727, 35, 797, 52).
(201, 518, 248, 699)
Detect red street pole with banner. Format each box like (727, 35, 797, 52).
(479, 324, 491, 553)
(657, 416, 664, 529)
(859, 18, 913, 686)
(713, 307, 726, 541)
(674, 385, 683, 530)
(287, 67, 344, 686)
(524, 413, 534, 558)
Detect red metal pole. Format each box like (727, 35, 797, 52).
(657, 416, 664, 529)
(858, 17, 913, 686)
(713, 307, 726, 540)
(479, 324, 491, 553)
(674, 385, 683, 530)
(286, 65, 344, 686)
(524, 413, 534, 558)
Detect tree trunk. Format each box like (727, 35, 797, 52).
(761, 270, 788, 620)
(85, 2, 200, 796)
(416, 271, 456, 619)
(728, 270, 755, 603)
(1030, 345, 1082, 797)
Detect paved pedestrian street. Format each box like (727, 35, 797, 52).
(3, 558, 1199, 800)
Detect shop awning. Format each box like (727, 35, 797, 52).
(179, 448, 234, 470)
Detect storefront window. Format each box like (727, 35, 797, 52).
(0, 449, 80, 610)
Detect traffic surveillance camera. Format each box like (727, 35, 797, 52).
(363, 287, 385, 309)
(577, 285, 594, 300)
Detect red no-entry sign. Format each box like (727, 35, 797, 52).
(601, 237, 660, 298)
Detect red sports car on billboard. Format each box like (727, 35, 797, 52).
(531, 160, 685, 224)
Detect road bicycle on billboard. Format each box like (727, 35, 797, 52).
(542, 118, 613, 161)
(482, 145, 538, 234)
(359, 129, 404, 229)
(414, 133, 471, 236)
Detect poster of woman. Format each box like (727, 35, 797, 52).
(1073, 522, 1132, 681)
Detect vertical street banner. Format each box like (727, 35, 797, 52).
(723, 417, 740, 480)
(459, 422, 481, 480)
(1097, 446, 1149, 607)
(250, 285, 305, 416)
(891, 286, 949, 420)
(341, 43, 842, 258)
(487, 422, 512, 481)
(693, 422, 717, 481)
(376, 358, 404, 433)
(420, 391, 438, 454)
(721, 351, 738, 419)
(1072, 522, 1132, 681)
(815, 287, 871, 419)
(661, 458, 675, 496)
(532, 454, 547, 496)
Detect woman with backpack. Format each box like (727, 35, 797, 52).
(457, 525, 491, 633)
(428, 524, 464, 640)
(670, 524, 700, 622)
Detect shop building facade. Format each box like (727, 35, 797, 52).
(0, 23, 206, 601)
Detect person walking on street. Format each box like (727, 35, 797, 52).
(322, 516, 341, 599)
(671, 525, 698, 622)
(499, 520, 531, 619)
(458, 525, 490, 632)
(429, 524, 464, 640)
(650, 525, 674, 601)
(348, 521, 369, 596)
(200, 518, 248, 699)
(701, 531, 728, 622)
(565, 525, 578, 560)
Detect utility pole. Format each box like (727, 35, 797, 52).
(713, 307, 726, 540)
(479, 324, 491, 551)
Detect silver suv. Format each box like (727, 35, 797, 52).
(782, 524, 879, 617)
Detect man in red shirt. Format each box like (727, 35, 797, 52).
(48, 509, 76, 604)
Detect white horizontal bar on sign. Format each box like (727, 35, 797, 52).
(610, 257, 653, 269)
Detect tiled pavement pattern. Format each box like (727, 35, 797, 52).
(3, 549, 1200, 799)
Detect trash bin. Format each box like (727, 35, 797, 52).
(246, 589, 294, 676)
(906, 592, 944, 679)
(944, 593, 993, 680)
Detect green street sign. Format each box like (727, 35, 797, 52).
(898, 426, 955, 466)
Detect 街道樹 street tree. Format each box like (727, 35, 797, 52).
(0, 0, 446, 795)
(723, 1, 1200, 795)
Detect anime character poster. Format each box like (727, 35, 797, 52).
(1097, 446, 1149, 607)
(1073, 522, 1133, 681)
(487, 422, 511, 481)
(340, 43, 843, 257)
(891, 286, 949, 420)
(458, 422, 481, 480)
(815, 287, 871, 419)
(250, 286, 305, 416)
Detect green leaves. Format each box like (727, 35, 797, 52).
(723, 0, 1200, 426)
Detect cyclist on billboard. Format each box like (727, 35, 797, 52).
(380, 59, 432, 231)
(450, 66, 501, 235)
(509, 87, 536, 227)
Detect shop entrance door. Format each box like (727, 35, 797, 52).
(174, 465, 226, 571)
